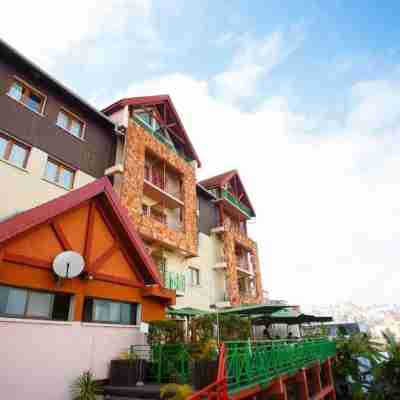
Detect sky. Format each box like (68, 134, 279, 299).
(2, 0, 400, 307)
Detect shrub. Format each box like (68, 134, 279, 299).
(71, 371, 101, 400)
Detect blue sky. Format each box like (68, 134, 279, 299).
(2, 0, 400, 307)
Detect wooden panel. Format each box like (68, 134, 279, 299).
(56, 203, 90, 255)
(95, 249, 140, 282)
(4, 223, 63, 263)
(89, 206, 115, 263)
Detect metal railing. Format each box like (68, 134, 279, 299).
(221, 189, 253, 219)
(165, 271, 186, 293)
(225, 338, 336, 392)
(134, 338, 335, 394)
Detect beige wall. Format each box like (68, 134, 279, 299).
(0, 147, 95, 221)
(165, 232, 227, 310)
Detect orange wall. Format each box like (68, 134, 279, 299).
(0, 198, 171, 322)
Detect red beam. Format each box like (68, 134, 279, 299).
(84, 201, 95, 262)
(51, 221, 72, 251)
(3, 252, 52, 269)
(89, 244, 119, 273)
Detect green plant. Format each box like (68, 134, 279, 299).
(160, 383, 193, 400)
(369, 330, 400, 399)
(119, 348, 138, 361)
(333, 333, 382, 399)
(189, 339, 218, 361)
(219, 315, 251, 340)
(71, 371, 101, 400)
(148, 320, 185, 345)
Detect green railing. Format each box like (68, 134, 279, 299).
(133, 116, 193, 163)
(132, 343, 191, 384)
(225, 338, 336, 393)
(221, 190, 254, 218)
(165, 271, 186, 293)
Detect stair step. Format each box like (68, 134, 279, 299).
(103, 384, 162, 399)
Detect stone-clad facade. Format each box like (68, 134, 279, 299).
(119, 118, 198, 257)
(222, 226, 263, 306)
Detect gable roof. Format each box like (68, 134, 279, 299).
(199, 170, 256, 217)
(198, 170, 238, 189)
(0, 177, 161, 285)
(102, 95, 201, 167)
(0, 38, 116, 131)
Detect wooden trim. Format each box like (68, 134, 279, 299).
(56, 106, 86, 140)
(84, 201, 96, 262)
(3, 252, 52, 269)
(10, 75, 47, 115)
(51, 221, 72, 251)
(89, 244, 119, 273)
(92, 273, 145, 288)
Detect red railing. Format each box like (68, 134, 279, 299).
(187, 343, 228, 400)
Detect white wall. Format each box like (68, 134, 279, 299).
(0, 147, 95, 221)
(0, 318, 146, 400)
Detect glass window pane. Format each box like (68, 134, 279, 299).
(59, 168, 74, 189)
(120, 303, 131, 324)
(70, 119, 82, 138)
(8, 82, 23, 101)
(57, 111, 69, 130)
(26, 292, 52, 318)
(94, 300, 110, 321)
(45, 161, 58, 182)
(109, 302, 121, 322)
(0, 286, 27, 316)
(9, 144, 27, 167)
(0, 136, 8, 159)
(25, 92, 42, 113)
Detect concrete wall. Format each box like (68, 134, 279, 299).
(0, 146, 94, 221)
(0, 318, 146, 400)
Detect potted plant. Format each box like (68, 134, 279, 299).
(109, 348, 147, 386)
(71, 371, 102, 400)
(190, 339, 219, 390)
(160, 384, 193, 400)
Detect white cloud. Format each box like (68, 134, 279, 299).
(114, 73, 400, 307)
(0, 0, 154, 68)
(214, 29, 304, 103)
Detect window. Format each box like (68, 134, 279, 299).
(151, 208, 166, 224)
(44, 159, 75, 189)
(8, 79, 46, 114)
(189, 267, 200, 286)
(83, 298, 138, 325)
(0, 285, 70, 320)
(56, 109, 84, 138)
(0, 133, 30, 168)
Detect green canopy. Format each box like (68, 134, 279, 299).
(167, 307, 211, 317)
(217, 303, 289, 316)
(251, 308, 333, 325)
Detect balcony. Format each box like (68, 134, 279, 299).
(143, 168, 183, 209)
(133, 115, 193, 163)
(237, 260, 253, 275)
(164, 271, 186, 296)
(221, 189, 253, 219)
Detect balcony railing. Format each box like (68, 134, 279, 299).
(144, 168, 182, 201)
(134, 115, 193, 163)
(165, 271, 186, 293)
(221, 189, 253, 219)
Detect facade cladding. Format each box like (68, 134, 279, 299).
(0, 41, 116, 178)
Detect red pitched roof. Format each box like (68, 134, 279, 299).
(198, 170, 238, 189)
(199, 170, 256, 217)
(0, 177, 161, 285)
(102, 95, 201, 167)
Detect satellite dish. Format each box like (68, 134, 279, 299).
(53, 251, 85, 279)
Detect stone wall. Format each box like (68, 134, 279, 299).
(120, 119, 198, 256)
(222, 225, 264, 306)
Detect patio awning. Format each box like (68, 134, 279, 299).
(167, 307, 211, 317)
(251, 308, 333, 325)
(216, 303, 289, 316)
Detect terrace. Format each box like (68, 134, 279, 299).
(103, 305, 336, 400)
